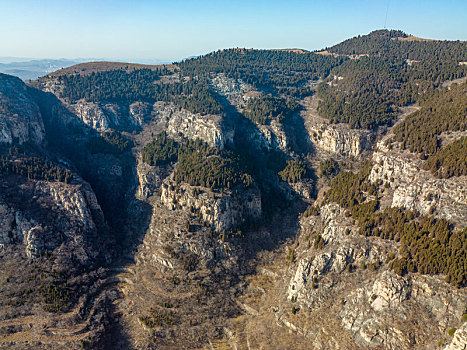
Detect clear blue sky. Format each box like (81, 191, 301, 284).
(1, 0, 466, 62)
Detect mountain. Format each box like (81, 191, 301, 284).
(0, 59, 83, 81)
(0, 30, 466, 349)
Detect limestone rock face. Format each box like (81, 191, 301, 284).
(340, 272, 466, 349)
(210, 74, 257, 109)
(370, 143, 467, 227)
(287, 204, 388, 306)
(290, 181, 314, 200)
(0, 74, 45, 145)
(136, 158, 173, 199)
(129, 101, 152, 126)
(68, 101, 111, 131)
(165, 107, 227, 149)
(161, 179, 261, 232)
(257, 119, 289, 151)
(135, 193, 240, 280)
(35, 76, 153, 132)
(150, 102, 230, 149)
(308, 122, 371, 157)
(211, 74, 291, 152)
(67, 101, 152, 132)
(283, 202, 467, 349)
(444, 323, 467, 350)
(0, 177, 105, 264)
(369, 271, 410, 311)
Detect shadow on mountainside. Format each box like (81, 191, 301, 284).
(30, 87, 154, 349)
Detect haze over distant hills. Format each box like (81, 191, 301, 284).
(0, 58, 84, 81)
(0, 58, 170, 81)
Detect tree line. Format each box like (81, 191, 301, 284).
(142, 132, 253, 190)
(323, 165, 466, 287)
(317, 30, 467, 129)
(178, 48, 344, 97)
(58, 70, 224, 116)
(0, 155, 73, 183)
(244, 96, 300, 125)
(392, 82, 467, 178)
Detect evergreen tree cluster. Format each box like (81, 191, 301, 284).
(178, 48, 344, 96)
(59, 68, 162, 102)
(58, 71, 224, 116)
(278, 159, 306, 183)
(319, 158, 340, 178)
(317, 57, 398, 129)
(141, 132, 179, 166)
(391, 82, 466, 178)
(317, 30, 467, 129)
(86, 130, 133, 155)
(423, 137, 467, 178)
(325, 163, 377, 207)
(244, 96, 300, 124)
(141, 133, 253, 189)
(350, 202, 466, 287)
(174, 150, 253, 189)
(0, 155, 73, 183)
(327, 30, 467, 62)
(324, 164, 466, 287)
(173, 79, 223, 115)
(393, 83, 467, 154)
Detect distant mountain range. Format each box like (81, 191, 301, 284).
(0, 58, 170, 81)
(0, 58, 83, 80)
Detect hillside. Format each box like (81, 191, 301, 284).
(0, 29, 466, 349)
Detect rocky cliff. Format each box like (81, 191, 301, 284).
(67, 101, 152, 132)
(161, 178, 261, 233)
(224, 202, 467, 350)
(156, 102, 230, 148)
(308, 121, 371, 157)
(302, 95, 372, 158)
(0, 173, 106, 265)
(369, 125, 467, 228)
(1, 38, 466, 349)
(0, 74, 45, 145)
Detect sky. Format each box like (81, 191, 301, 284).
(1, 0, 466, 63)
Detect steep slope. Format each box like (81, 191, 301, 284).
(0, 29, 466, 349)
(0, 74, 115, 349)
(0, 74, 45, 145)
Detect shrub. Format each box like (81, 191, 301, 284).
(319, 158, 340, 178)
(279, 159, 307, 183)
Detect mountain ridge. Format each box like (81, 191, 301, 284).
(0, 29, 466, 349)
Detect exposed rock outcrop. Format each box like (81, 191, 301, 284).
(287, 203, 389, 306)
(67, 101, 152, 132)
(257, 119, 289, 151)
(283, 202, 467, 349)
(161, 178, 261, 233)
(136, 158, 173, 199)
(301, 95, 372, 158)
(340, 272, 466, 349)
(444, 323, 467, 350)
(150, 102, 230, 148)
(370, 141, 467, 228)
(307, 121, 371, 157)
(210, 74, 258, 109)
(0, 74, 45, 145)
(0, 177, 105, 265)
